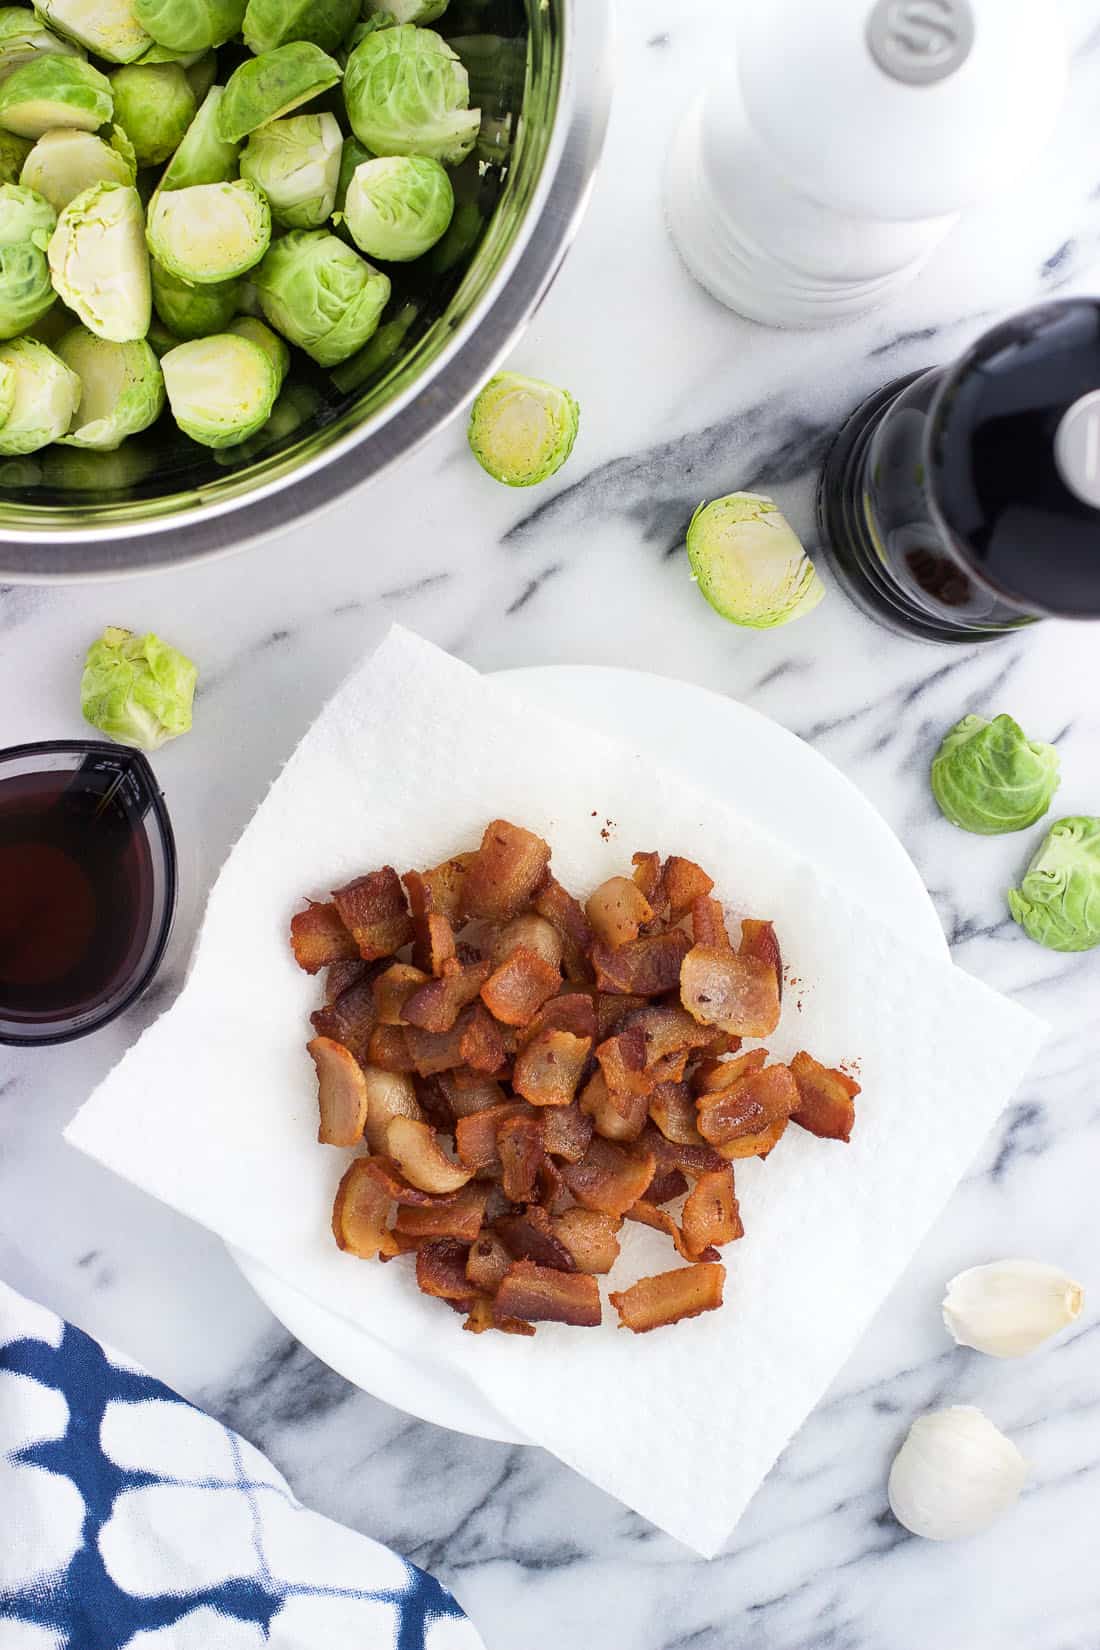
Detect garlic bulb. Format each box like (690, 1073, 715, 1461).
(943, 1260, 1084, 1358)
(888, 1407, 1027, 1541)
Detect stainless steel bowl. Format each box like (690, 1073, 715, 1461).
(0, 0, 611, 582)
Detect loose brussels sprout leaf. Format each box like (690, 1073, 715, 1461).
(330, 295, 417, 392)
(56, 324, 164, 448)
(147, 178, 270, 284)
(0, 127, 30, 182)
(242, 0, 358, 56)
(0, 238, 53, 335)
(20, 126, 133, 212)
(467, 371, 579, 488)
(686, 492, 825, 628)
(0, 334, 78, 450)
(161, 329, 278, 446)
(931, 713, 1060, 835)
(343, 153, 453, 262)
(0, 178, 53, 243)
(0, 7, 82, 82)
(227, 312, 288, 384)
(81, 625, 197, 750)
(49, 181, 151, 342)
(151, 255, 239, 338)
(218, 42, 342, 144)
(0, 55, 112, 136)
(364, 0, 448, 22)
(344, 26, 480, 166)
(1008, 816, 1100, 952)
(185, 49, 216, 102)
(240, 110, 340, 229)
(111, 61, 196, 166)
(254, 228, 390, 366)
(153, 86, 238, 199)
(334, 132, 369, 214)
(35, 0, 151, 65)
(132, 0, 246, 55)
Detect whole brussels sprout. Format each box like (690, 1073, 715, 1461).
(48, 180, 151, 342)
(147, 178, 270, 283)
(0, 334, 79, 451)
(151, 258, 241, 340)
(344, 26, 480, 166)
(111, 61, 196, 165)
(161, 329, 279, 446)
(218, 42, 342, 143)
(0, 128, 31, 183)
(0, 239, 54, 336)
(1009, 816, 1100, 952)
(342, 153, 453, 261)
(685, 492, 825, 627)
(931, 714, 1060, 835)
(20, 125, 135, 212)
(364, 0, 448, 21)
(240, 111, 341, 229)
(0, 178, 54, 243)
(227, 313, 288, 384)
(0, 7, 83, 82)
(242, 0, 358, 55)
(253, 228, 390, 365)
(35, 0, 151, 65)
(153, 86, 238, 198)
(0, 55, 112, 136)
(467, 372, 579, 489)
(56, 324, 164, 448)
(80, 626, 197, 749)
(132, 0, 246, 54)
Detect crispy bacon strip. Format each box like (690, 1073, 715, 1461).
(359, 1155, 457, 1206)
(461, 820, 551, 922)
(332, 1159, 397, 1259)
(403, 958, 491, 1034)
(386, 1116, 473, 1194)
(513, 1027, 592, 1107)
(416, 1239, 480, 1301)
(550, 1208, 622, 1274)
(498, 1114, 544, 1203)
(331, 868, 412, 961)
(462, 1298, 537, 1336)
(540, 1101, 594, 1163)
(291, 900, 358, 973)
(458, 1004, 507, 1072)
(309, 1037, 368, 1147)
(422, 855, 473, 921)
(647, 1080, 706, 1146)
(696, 1063, 798, 1148)
(531, 874, 594, 983)
(790, 1051, 859, 1142)
(433, 1071, 505, 1121)
(680, 945, 780, 1037)
(740, 918, 782, 998)
(496, 1260, 602, 1326)
(373, 963, 431, 1025)
(520, 992, 597, 1046)
(395, 1182, 489, 1242)
(586, 876, 654, 948)
(311, 975, 377, 1067)
(641, 1122, 725, 1180)
(625, 1003, 716, 1068)
(610, 1262, 725, 1333)
(580, 1069, 649, 1143)
(662, 856, 715, 919)
(643, 1166, 689, 1205)
(454, 1101, 531, 1172)
(692, 1048, 768, 1096)
(626, 1199, 695, 1260)
(403, 869, 459, 976)
(366, 1024, 416, 1073)
(593, 930, 691, 997)
(561, 1136, 656, 1216)
(631, 850, 663, 907)
(495, 1208, 576, 1271)
(690, 895, 730, 950)
(595, 1026, 651, 1105)
(719, 1115, 789, 1160)
(596, 992, 648, 1040)
(480, 947, 562, 1027)
(323, 959, 370, 1003)
(681, 1167, 743, 1258)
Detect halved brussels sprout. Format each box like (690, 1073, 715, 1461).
(931, 714, 1061, 835)
(161, 329, 278, 446)
(153, 86, 238, 198)
(0, 7, 82, 82)
(364, 0, 448, 21)
(242, 0, 358, 55)
(35, 0, 151, 65)
(254, 228, 390, 365)
(151, 257, 240, 339)
(0, 334, 79, 450)
(211, 377, 317, 464)
(55, 324, 164, 448)
(0, 55, 112, 136)
(20, 124, 134, 211)
(344, 26, 480, 166)
(685, 492, 825, 627)
(0, 128, 30, 183)
(48, 180, 151, 341)
(0, 178, 53, 243)
(185, 48, 216, 103)
(147, 178, 270, 283)
(132, 0, 246, 55)
(110, 61, 195, 166)
(227, 313, 288, 384)
(467, 371, 579, 488)
(0, 239, 54, 335)
(240, 110, 341, 229)
(1009, 816, 1100, 952)
(218, 42, 342, 143)
(342, 153, 453, 262)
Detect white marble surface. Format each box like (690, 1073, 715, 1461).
(4, 2, 1100, 1645)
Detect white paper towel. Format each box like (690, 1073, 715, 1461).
(67, 627, 1047, 1557)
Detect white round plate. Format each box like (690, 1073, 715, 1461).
(231, 665, 946, 1446)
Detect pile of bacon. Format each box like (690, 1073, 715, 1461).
(291, 820, 859, 1335)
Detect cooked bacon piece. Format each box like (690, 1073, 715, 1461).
(540, 1101, 594, 1163)
(291, 900, 359, 972)
(790, 1051, 859, 1142)
(643, 1166, 690, 1205)
(586, 876, 654, 948)
(498, 1114, 544, 1202)
(662, 856, 715, 920)
(596, 992, 648, 1039)
(480, 947, 561, 1027)
(433, 1071, 505, 1121)
(626, 1198, 692, 1259)
(692, 1048, 768, 1096)
(610, 1262, 725, 1333)
(461, 820, 551, 923)
(551, 1208, 622, 1274)
(631, 850, 665, 914)
(513, 1028, 592, 1107)
(593, 930, 691, 997)
(489, 913, 564, 971)
(386, 1116, 473, 1194)
(496, 1260, 601, 1327)
(462, 1297, 537, 1336)
(690, 895, 730, 950)
(411, 1073, 454, 1132)
(421, 855, 473, 922)
(309, 1037, 368, 1147)
(595, 1026, 651, 1107)
(323, 959, 370, 1003)
(332, 1158, 397, 1258)
(648, 1080, 706, 1146)
(416, 1239, 481, 1301)
(404, 1018, 468, 1076)
(740, 918, 782, 998)
(495, 1208, 576, 1271)
(520, 992, 597, 1047)
(697, 1063, 797, 1147)
(719, 1115, 790, 1160)
(359, 1068, 423, 1154)
(403, 958, 491, 1034)
(359, 1155, 456, 1206)
(561, 1136, 656, 1216)
(458, 1004, 507, 1072)
(395, 1182, 489, 1242)
(624, 1002, 716, 1068)
(454, 1101, 530, 1172)
(580, 1069, 649, 1142)
(373, 963, 431, 1025)
(641, 1122, 725, 1180)
(403, 869, 459, 976)
(682, 1166, 743, 1258)
(367, 1024, 416, 1073)
(531, 874, 594, 982)
(331, 868, 412, 961)
(465, 1230, 512, 1291)
(680, 945, 780, 1037)
(311, 975, 377, 1067)
(533, 1155, 570, 1214)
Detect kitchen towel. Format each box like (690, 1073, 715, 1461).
(67, 625, 1048, 1557)
(0, 1278, 483, 1650)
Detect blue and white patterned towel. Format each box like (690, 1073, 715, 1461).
(0, 1281, 485, 1650)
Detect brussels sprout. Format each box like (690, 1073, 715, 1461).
(35, 0, 151, 65)
(218, 42, 342, 143)
(342, 153, 452, 262)
(55, 324, 163, 447)
(467, 371, 578, 488)
(212, 377, 317, 463)
(242, 0, 358, 55)
(0, 7, 82, 82)
(81, 625, 197, 750)
(19, 125, 134, 212)
(0, 177, 52, 242)
(330, 294, 417, 392)
(364, 0, 448, 21)
(0, 128, 30, 182)
(0, 351, 15, 419)
(240, 110, 340, 229)
(0, 334, 78, 450)
(184, 48, 216, 102)
(344, 26, 480, 166)
(161, 329, 278, 446)
(685, 492, 825, 627)
(145, 311, 176, 354)
(110, 61, 195, 166)
(147, 178, 270, 283)
(931, 714, 1060, 835)
(48, 180, 151, 341)
(132, 0, 246, 54)
(254, 228, 389, 365)
(1008, 816, 1100, 952)
(227, 312, 287, 383)
(151, 258, 239, 338)
(0, 239, 53, 334)
(134, 39, 204, 64)
(153, 86, 237, 199)
(0, 55, 112, 136)
(333, 131, 367, 212)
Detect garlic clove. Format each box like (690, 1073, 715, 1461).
(888, 1406, 1027, 1541)
(943, 1259, 1084, 1359)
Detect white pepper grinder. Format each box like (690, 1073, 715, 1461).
(665, 0, 1068, 328)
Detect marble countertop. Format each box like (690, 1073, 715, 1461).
(4, 2, 1100, 1645)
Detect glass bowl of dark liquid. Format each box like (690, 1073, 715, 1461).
(0, 742, 176, 1046)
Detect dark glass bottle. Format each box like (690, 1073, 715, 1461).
(817, 299, 1100, 642)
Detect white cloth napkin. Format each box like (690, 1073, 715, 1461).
(67, 626, 1047, 1558)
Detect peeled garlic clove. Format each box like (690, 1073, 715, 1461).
(888, 1406, 1027, 1541)
(943, 1260, 1084, 1358)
